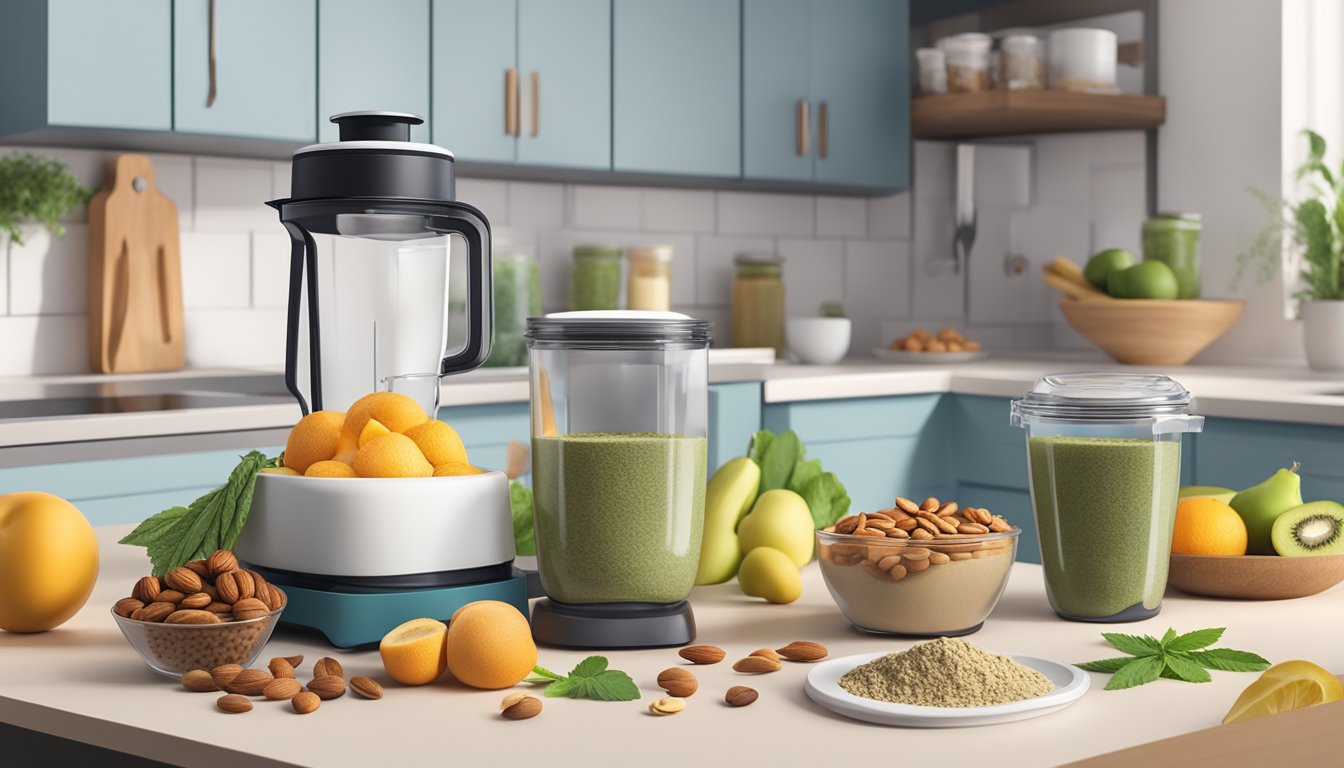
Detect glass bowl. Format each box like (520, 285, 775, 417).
(112, 607, 284, 678)
(817, 528, 1020, 636)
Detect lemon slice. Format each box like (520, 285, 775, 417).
(1223, 660, 1344, 724)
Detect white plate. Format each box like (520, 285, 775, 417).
(873, 347, 990, 364)
(804, 651, 1089, 727)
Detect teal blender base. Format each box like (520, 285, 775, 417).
(272, 575, 529, 649)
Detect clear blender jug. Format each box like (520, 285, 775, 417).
(525, 311, 711, 648)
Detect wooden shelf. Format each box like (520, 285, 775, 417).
(912, 90, 1166, 140)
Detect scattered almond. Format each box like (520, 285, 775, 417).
(282, 654, 304, 669)
(313, 657, 344, 679)
(725, 685, 759, 707)
(648, 697, 685, 715)
(678, 645, 726, 665)
(349, 676, 383, 700)
(263, 678, 303, 701)
(732, 656, 782, 674)
(776, 641, 828, 662)
(181, 669, 219, 692)
(226, 669, 274, 696)
(217, 694, 252, 714)
(501, 694, 542, 720)
(656, 668, 698, 698)
(211, 664, 244, 690)
(749, 648, 781, 663)
(308, 675, 346, 700)
(291, 691, 320, 714)
(113, 597, 144, 618)
(269, 658, 296, 679)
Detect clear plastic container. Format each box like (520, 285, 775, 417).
(1142, 213, 1202, 299)
(915, 47, 947, 95)
(626, 245, 673, 311)
(569, 246, 622, 310)
(1011, 374, 1203, 622)
(112, 607, 283, 677)
(1048, 28, 1118, 92)
(730, 253, 785, 355)
(941, 33, 992, 93)
(484, 247, 542, 367)
(1001, 34, 1045, 90)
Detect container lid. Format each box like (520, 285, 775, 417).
(1151, 212, 1202, 223)
(573, 245, 622, 259)
(525, 310, 712, 348)
(1011, 373, 1194, 422)
(734, 252, 783, 266)
(940, 33, 993, 53)
(627, 245, 674, 263)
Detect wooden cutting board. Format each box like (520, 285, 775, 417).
(87, 154, 185, 373)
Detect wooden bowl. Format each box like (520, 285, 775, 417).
(1058, 299, 1243, 365)
(1168, 552, 1344, 600)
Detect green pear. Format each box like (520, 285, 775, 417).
(694, 457, 761, 585)
(1230, 465, 1303, 555)
(737, 546, 802, 604)
(1179, 485, 1237, 505)
(737, 489, 815, 567)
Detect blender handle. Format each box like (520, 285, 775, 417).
(431, 207, 493, 375)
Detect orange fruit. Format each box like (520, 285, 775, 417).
(433, 462, 484, 477)
(379, 618, 448, 685)
(305, 460, 357, 478)
(445, 600, 536, 690)
(283, 410, 345, 473)
(404, 421, 469, 468)
(352, 433, 433, 478)
(338, 392, 429, 453)
(1172, 497, 1248, 555)
(260, 467, 301, 476)
(358, 418, 391, 448)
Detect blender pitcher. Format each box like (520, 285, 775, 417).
(525, 311, 711, 648)
(269, 111, 492, 416)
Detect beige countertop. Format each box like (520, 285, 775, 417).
(0, 526, 1340, 767)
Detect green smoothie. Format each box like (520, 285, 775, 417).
(1142, 213, 1202, 299)
(1027, 435, 1182, 620)
(532, 432, 706, 604)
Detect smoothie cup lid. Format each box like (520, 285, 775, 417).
(525, 310, 712, 349)
(1010, 373, 1203, 431)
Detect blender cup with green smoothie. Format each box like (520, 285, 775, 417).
(1011, 374, 1203, 622)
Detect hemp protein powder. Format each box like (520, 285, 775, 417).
(838, 637, 1054, 707)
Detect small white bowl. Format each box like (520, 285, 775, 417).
(788, 317, 851, 365)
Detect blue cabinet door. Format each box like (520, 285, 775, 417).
(318, 0, 430, 143)
(1195, 418, 1344, 504)
(47, 0, 172, 131)
(516, 0, 610, 169)
(612, 0, 740, 177)
(174, 0, 316, 142)
(810, 0, 908, 188)
(742, 0, 812, 182)
(431, 0, 516, 163)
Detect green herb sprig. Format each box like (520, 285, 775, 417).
(0, 152, 91, 244)
(1077, 627, 1270, 691)
(525, 657, 640, 701)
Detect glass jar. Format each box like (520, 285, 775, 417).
(483, 247, 541, 367)
(1001, 34, 1045, 90)
(941, 33, 992, 93)
(626, 245, 673, 311)
(1142, 213, 1202, 299)
(731, 254, 785, 355)
(915, 47, 947, 95)
(1011, 374, 1204, 623)
(1048, 28, 1117, 92)
(569, 246, 622, 310)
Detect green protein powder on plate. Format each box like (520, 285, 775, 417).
(838, 637, 1054, 707)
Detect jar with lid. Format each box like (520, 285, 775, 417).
(731, 254, 785, 355)
(915, 47, 947, 95)
(1142, 213, 1202, 299)
(626, 245, 673, 311)
(570, 246, 622, 311)
(941, 33, 992, 93)
(1048, 28, 1118, 92)
(483, 246, 542, 367)
(1001, 34, 1045, 90)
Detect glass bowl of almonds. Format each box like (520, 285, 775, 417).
(111, 550, 286, 677)
(817, 498, 1018, 637)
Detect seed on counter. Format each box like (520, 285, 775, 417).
(500, 693, 542, 720)
(656, 668, 698, 698)
(749, 648, 781, 663)
(307, 675, 346, 700)
(263, 678, 303, 701)
(678, 645, 726, 665)
(269, 657, 296, 679)
(292, 691, 320, 714)
(725, 686, 759, 707)
(313, 657, 344, 679)
(648, 697, 685, 716)
(181, 669, 219, 692)
(776, 641, 828, 662)
(217, 694, 252, 714)
(732, 656, 781, 674)
(349, 676, 383, 700)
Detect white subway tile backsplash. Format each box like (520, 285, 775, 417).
(914, 141, 955, 200)
(1034, 135, 1092, 204)
(0, 314, 87, 375)
(718, 192, 813, 237)
(973, 145, 1032, 208)
(844, 240, 911, 319)
(180, 232, 251, 309)
(194, 158, 275, 231)
(778, 238, 843, 317)
(816, 197, 867, 238)
(911, 197, 963, 320)
(183, 308, 287, 368)
(568, 185, 642, 230)
(508, 182, 565, 228)
(1014, 323, 1054, 349)
(695, 235, 774, 307)
(1089, 163, 1146, 254)
(251, 231, 293, 309)
(867, 191, 911, 240)
(642, 190, 716, 232)
(8, 224, 88, 316)
(147, 153, 195, 231)
(966, 207, 1024, 324)
(271, 161, 292, 200)
(457, 177, 509, 223)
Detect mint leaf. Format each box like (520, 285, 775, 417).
(509, 482, 536, 556)
(569, 656, 608, 679)
(582, 670, 640, 701)
(119, 505, 189, 547)
(1160, 628, 1177, 646)
(542, 677, 583, 698)
(527, 665, 565, 682)
(1105, 656, 1164, 691)
(529, 656, 639, 701)
(1165, 627, 1225, 652)
(1102, 632, 1162, 657)
(1163, 652, 1212, 683)
(1187, 649, 1271, 673)
(1076, 657, 1134, 674)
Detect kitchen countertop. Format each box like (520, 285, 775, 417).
(1, 526, 1340, 767)
(2, 351, 1343, 449)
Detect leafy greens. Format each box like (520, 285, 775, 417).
(1076, 627, 1270, 691)
(747, 429, 851, 529)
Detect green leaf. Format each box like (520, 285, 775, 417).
(757, 430, 803, 492)
(796, 474, 834, 530)
(789, 458, 823, 492)
(1160, 628, 1177, 646)
(569, 656, 609, 679)
(1186, 649, 1271, 673)
(1104, 655, 1165, 691)
(1165, 627, 1225, 652)
(1162, 652, 1212, 683)
(0, 152, 91, 244)
(541, 677, 583, 698)
(509, 481, 536, 556)
(532, 657, 640, 701)
(582, 670, 640, 701)
(1304, 129, 1327, 165)
(527, 665, 565, 682)
(747, 430, 774, 465)
(1101, 632, 1162, 657)
(1075, 657, 1134, 674)
(119, 505, 190, 547)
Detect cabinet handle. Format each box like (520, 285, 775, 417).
(205, 0, 217, 107)
(795, 99, 809, 156)
(818, 101, 828, 159)
(505, 68, 519, 135)
(530, 71, 540, 137)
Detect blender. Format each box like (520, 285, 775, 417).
(525, 310, 711, 648)
(234, 111, 529, 648)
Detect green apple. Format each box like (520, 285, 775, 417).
(1230, 466, 1303, 555)
(1084, 248, 1137, 292)
(1179, 485, 1238, 505)
(736, 489, 814, 567)
(1109, 261, 1180, 299)
(695, 457, 761, 585)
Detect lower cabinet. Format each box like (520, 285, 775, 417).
(1194, 416, 1344, 503)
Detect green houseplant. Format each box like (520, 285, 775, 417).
(0, 152, 90, 246)
(1238, 130, 1344, 370)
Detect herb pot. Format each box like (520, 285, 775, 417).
(1303, 300, 1344, 372)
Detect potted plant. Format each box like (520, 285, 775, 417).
(1238, 130, 1344, 371)
(0, 152, 90, 250)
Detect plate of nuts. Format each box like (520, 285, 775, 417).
(874, 327, 987, 362)
(111, 550, 286, 677)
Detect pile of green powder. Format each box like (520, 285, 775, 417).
(838, 637, 1054, 708)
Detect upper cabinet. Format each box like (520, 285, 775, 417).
(0, 0, 172, 135)
(612, 0, 740, 177)
(433, 0, 610, 170)
(173, 0, 316, 143)
(744, 0, 909, 189)
(318, 0, 430, 143)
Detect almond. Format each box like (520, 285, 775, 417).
(166, 609, 221, 625)
(291, 691, 320, 714)
(648, 696, 685, 715)
(164, 566, 203, 595)
(678, 645, 726, 665)
(283, 654, 304, 669)
(113, 597, 144, 618)
(349, 676, 383, 700)
(269, 658, 296, 679)
(231, 597, 270, 621)
(313, 657, 344, 679)
(226, 669, 274, 696)
(231, 569, 256, 600)
(920, 497, 940, 512)
(656, 668, 698, 698)
(211, 664, 244, 689)
(179, 592, 212, 609)
(894, 497, 920, 514)
(217, 694, 252, 714)
(725, 685, 759, 707)
(181, 669, 219, 692)
(130, 601, 176, 623)
(156, 589, 186, 605)
(184, 559, 211, 579)
(749, 648, 781, 663)
(268, 585, 288, 611)
(205, 601, 233, 615)
(307, 675, 346, 700)
(263, 678, 303, 701)
(776, 641, 828, 662)
(131, 576, 161, 603)
(501, 694, 541, 720)
(500, 692, 531, 710)
(248, 571, 274, 610)
(215, 571, 241, 604)
(732, 656, 781, 674)
(207, 549, 239, 577)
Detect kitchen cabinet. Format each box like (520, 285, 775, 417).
(0, 0, 172, 135)
(318, 0, 430, 143)
(742, 0, 910, 189)
(432, 0, 610, 169)
(1194, 417, 1344, 503)
(173, 0, 316, 143)
(612, 0, 740, 177)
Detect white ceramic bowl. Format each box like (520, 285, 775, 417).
(787, 317, 851, 365)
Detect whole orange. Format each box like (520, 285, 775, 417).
(445, 601, 536, 689)
(352, 433, 433, 478)
(338, 392, 428, 453)
(1172, 497, 1248, 555)
(283, 411, 345, 473)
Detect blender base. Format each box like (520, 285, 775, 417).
(531, 599, 695, 649)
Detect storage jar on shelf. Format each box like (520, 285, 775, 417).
(483, 247, 542, 367)
(730, 253, 785, 355)
(570, 246, 622, 311)
(626, 245, 673, 311)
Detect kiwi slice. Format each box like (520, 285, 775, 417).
(1270, 501, 1344, 557)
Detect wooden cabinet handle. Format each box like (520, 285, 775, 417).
(818, 101, 828, 159)
(206, 0, 217, 107)
(530, 71, 539, 137)
(796, 99, 809, 156)
(505, 68, 519, 135)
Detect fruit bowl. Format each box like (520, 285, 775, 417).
(1167, 552, 1344, 599)
(1058, 299, 1243, 365)
(112, 606, 283, 677)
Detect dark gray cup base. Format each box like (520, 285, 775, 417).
(1053, 601, 1160, 623)
(531, 599, 696, 649)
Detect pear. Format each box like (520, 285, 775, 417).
(1230, 464, 1303, 555)
(737, 489, 815, 567)
(694, 457, 761, 585)
(1179, 485, 1237, 505)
